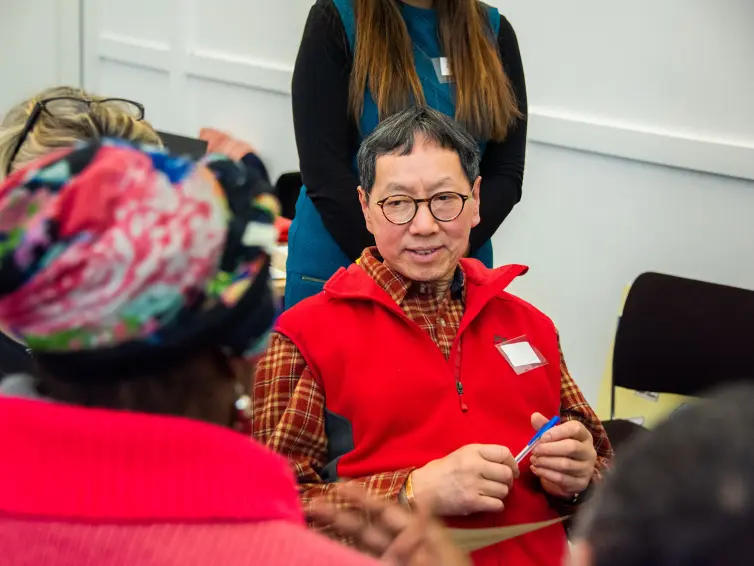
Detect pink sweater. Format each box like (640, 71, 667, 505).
(0, 396, 378, 566)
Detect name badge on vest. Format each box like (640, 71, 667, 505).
(495, 336, 548, 375)
(432, 57, 453, 84)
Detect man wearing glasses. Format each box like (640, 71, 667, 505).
(254, 107, 612, 566)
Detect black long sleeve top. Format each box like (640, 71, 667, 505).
(292, 0, 528, 261)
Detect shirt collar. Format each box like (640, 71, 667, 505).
(357, 247, 466, 305)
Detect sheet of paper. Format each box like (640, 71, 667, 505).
(500, 341, 540, 368)
(449, 516, 568, 552)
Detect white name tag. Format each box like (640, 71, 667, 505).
(439, 57, 451, 77)
(500, 341, 541, 368)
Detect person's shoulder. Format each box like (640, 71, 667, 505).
(309, 0, 341, 22)
(497, 289, 556, 330)
(464, 260, 556, 329)
(477, 1, 518, 41)
(494, 10, 519, 44)
(300, 0, 350, 57)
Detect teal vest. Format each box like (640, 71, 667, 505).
(285, 0, 499, 309)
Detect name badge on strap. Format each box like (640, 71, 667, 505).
(432, 57, 453, 84)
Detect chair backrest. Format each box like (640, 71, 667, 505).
(275, 172, 303, 220)
(602, 272, 754, 428)
(156, 131, 208, 160)
(614, 272, 754, 395)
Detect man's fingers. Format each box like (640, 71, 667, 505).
(480, 460, 515, 486)
(531, 412, 549, 431)
(477, 445, 520, 478)
(473, 495, 505, 514)
(477, 479, 510, 501)
(540, 421, 592, 444)
(532, 438, 590, 460)
(530, 465, 570, 489)
(529, 455, 591, 477)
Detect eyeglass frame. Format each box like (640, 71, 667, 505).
(5, 96, 145, 176)
(374, 191, 472, 225)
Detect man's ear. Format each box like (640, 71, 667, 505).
(358, 187, 375, 235)
(471, 176, 482, 228)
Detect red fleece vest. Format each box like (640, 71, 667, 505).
(275, 260, 567, 566)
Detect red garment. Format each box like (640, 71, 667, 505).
(275, 260, 567, 566)
(0, 397, 377, 566)
(275, 217, 292, 243)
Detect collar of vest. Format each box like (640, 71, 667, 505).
(0, 396, 305, 525)
(324, 259, 529, 318)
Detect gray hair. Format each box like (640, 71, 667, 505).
(356, 106, 480, 194)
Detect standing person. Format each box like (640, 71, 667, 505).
(255, 107, 611, 566)
(0, 141, 468, 566)
(286, 0, 527, 308)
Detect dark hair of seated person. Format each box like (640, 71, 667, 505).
(575, 382, 754, 566)
(32, 347, 249, 429)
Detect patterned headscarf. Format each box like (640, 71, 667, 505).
(0, 139, 278, 370)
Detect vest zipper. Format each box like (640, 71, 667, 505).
(456, 381, 468, 412)
(452, 340, 467, 412)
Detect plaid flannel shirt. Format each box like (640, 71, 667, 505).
(253, 248, 613, 513)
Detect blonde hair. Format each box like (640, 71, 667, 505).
(0, 86, 162, 178)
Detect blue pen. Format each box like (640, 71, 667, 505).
(515, 416, 560, 464)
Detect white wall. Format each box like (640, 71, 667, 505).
(19, 0, 754, 402)
(491, 0, 754, 402)
(498, 0, 754, 180)
(82, 0, 313, 182)
(0, 0, 81, 116)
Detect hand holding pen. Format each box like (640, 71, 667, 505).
(527, 412, 598, 500)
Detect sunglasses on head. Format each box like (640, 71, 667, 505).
(5, 96, 145, 176)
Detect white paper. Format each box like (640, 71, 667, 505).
(501, 342, 540, 368)
(634, 390, 660, 402)
(242, 222, 276, 251)
(439, 57, 451, 77)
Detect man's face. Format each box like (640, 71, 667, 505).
(358, 135, 481, 283)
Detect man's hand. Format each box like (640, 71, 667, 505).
(310, 485, 470, 566)
(529, 413, 597, 499)
(411, 444, 519, 516)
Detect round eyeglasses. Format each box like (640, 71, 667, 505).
(375, 191, 471, 225)
(5, 97, 145, 176)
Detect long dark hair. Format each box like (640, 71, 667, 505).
(350, 0, 521, 141)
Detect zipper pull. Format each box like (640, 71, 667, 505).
(456, 381, 468, 413)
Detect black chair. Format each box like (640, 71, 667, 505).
(275, 172, 303, 220)
(603, 272, 754, 445)
(0, 332, 32, 378)
(156, 131, 208, 160)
